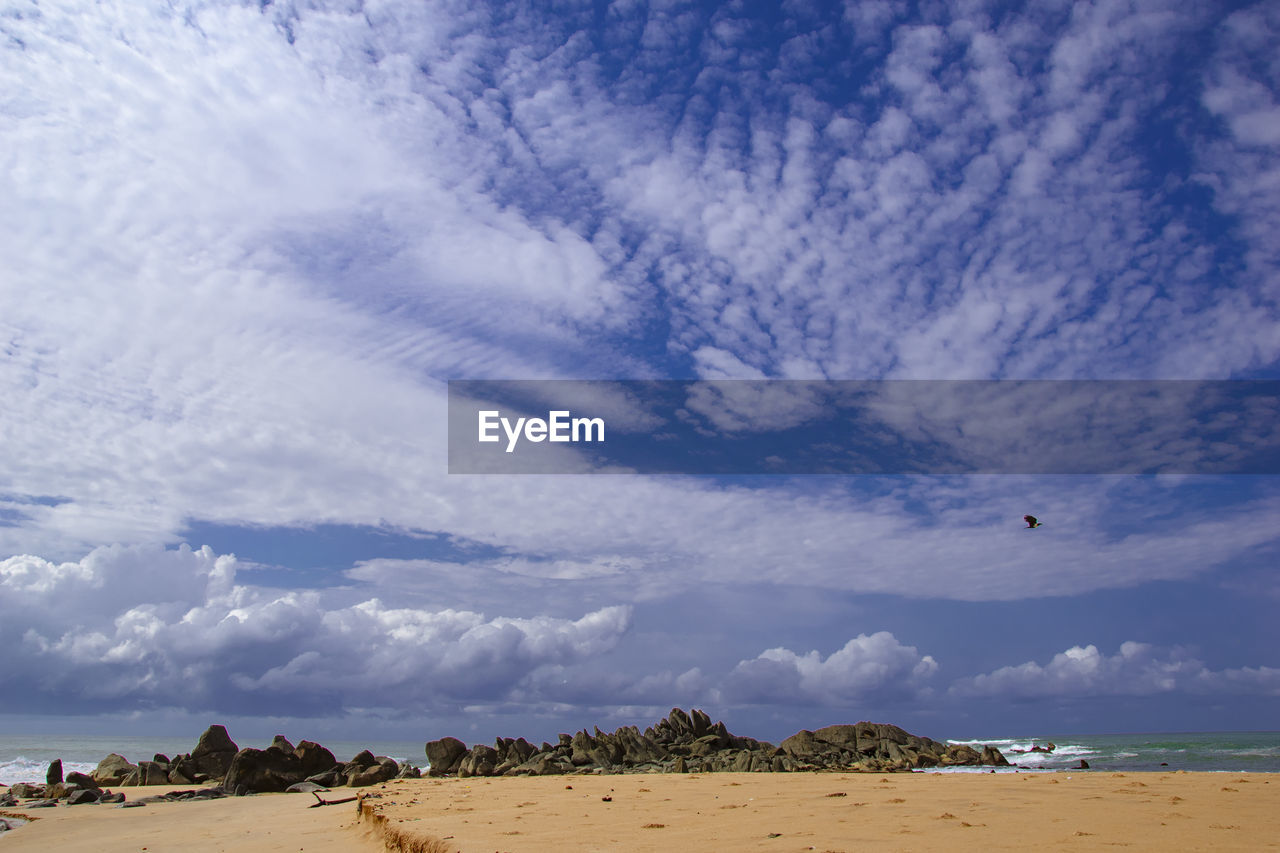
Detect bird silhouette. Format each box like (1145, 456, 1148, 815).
(1023, 515, 1042, 528)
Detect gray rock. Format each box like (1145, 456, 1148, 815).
(285, 781, 328, 793)
(46, 759, 63, 786)
(9, 783, 44, 799)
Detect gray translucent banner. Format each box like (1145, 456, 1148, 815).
(447, 380, 1280, 475)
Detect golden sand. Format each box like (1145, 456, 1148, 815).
(3, 771, 1278, 852)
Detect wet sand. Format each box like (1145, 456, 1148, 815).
(3, 771, 1278, 852)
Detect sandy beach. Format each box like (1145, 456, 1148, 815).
(4, 771, 1277, 852)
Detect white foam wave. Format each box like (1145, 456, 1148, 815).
(0, 757, 97, 786)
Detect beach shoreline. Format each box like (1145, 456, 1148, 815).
(3, 770, 1277, 852)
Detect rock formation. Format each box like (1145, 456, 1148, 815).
(424, 708, 1009, 777)
(74, 726, 420, 797)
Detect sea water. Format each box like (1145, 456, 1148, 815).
(944, 731, 1280, 773)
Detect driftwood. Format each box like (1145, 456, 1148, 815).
(309, 792, 358, 808)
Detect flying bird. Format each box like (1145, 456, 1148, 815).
(1023, 515, 1042, 528)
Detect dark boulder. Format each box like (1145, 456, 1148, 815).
(222, 747, 305, 794)
(189, 725, 239, 780)
(46, 759, 63, 785)
(294, 740, 338, 778)
(349, 750, 377, 768)
(425, 737, 467, 776)
(67, 788, 101, 805)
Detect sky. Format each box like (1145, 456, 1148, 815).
(1, 0, 1278, 748)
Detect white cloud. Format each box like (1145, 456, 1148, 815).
(953, 641, 1280, 699)
(723, 632, 938, 705)
(0, 545, 632, 713)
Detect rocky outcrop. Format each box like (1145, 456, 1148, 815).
(425, 708, 1009, 777)
(71, 727, 418, 796)
(222, 741, 412, 793)
(778, 722, 1009, 771)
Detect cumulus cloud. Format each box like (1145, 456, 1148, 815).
(953, 641, 1280, 699)
(0, 545, 632, 715)
(722, 632, 938, 705)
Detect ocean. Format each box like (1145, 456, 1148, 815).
(2, 731, 1278, 786)
(944, 732, 1280, 774)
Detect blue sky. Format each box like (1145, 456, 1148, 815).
(1, 0, 1278, 746)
